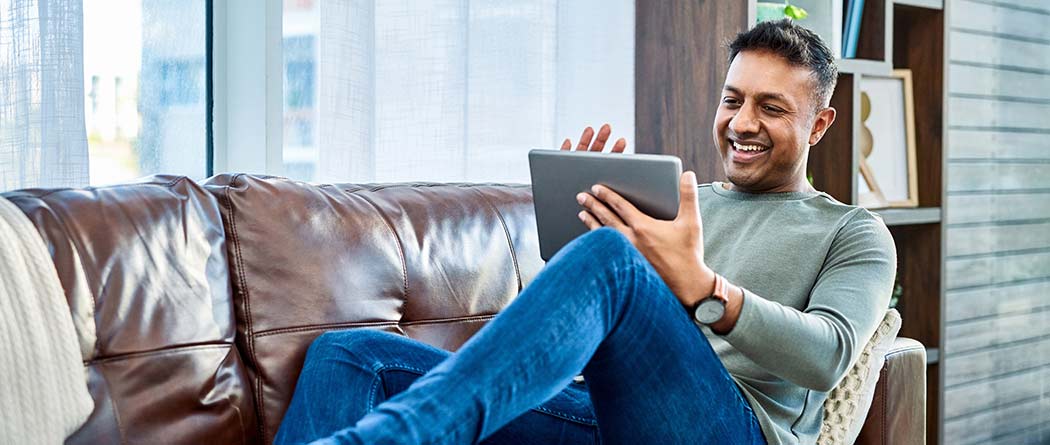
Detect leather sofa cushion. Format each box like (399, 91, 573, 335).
(855, 337, 927, 445)
(203, 174, 543, 444)
(3, 176, 257, 444)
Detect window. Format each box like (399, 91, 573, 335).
(83, 0, 208, 185)
(278, 0, 634, 184)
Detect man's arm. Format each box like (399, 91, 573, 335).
(717, 210, 896, 392)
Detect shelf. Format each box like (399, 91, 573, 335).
(894, 0, 943, 10)
(926, 347, 939, 365)
(837, 58, 892, 76)
(874, 207, 941, 226)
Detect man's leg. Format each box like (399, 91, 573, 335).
(317, 227, 764, 445)
(275, 329, 600, 445)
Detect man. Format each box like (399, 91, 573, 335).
(276, 19, 895, 445)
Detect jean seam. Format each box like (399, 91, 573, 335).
(366, 364, 431, 411)
(530, 406, 598, 426)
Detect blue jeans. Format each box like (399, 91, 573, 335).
(276, 228, 766, 445)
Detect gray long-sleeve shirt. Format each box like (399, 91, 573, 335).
(697, 183, 896, 445)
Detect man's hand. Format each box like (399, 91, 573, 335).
(575, 171, 717, 309)
(561, 124, 627, 153)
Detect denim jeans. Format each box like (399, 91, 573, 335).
(276, 228, 766, 445)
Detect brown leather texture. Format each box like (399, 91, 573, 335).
(3, 176, 257, 445)
(201, 174, 544, 443)
(856, 337, 928, 445)
(4, 174, 926, 444)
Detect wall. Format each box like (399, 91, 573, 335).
(943, 0, 1050, 443)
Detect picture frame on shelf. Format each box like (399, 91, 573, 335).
(857, 69, 918, 209)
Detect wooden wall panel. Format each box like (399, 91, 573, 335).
(634, 0, 748, 183)
(943, 1, 1050, 443)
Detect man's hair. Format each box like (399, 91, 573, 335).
(727, 19, 838, 111)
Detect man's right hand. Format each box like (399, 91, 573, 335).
(560, 123, 627, 153)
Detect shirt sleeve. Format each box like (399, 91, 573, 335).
(720, 208, 897, 392)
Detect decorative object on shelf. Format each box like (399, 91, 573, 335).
(756, 1, 808, 22)
(842, 0, 865, 58)
(857, 69, 918, 209)
(857, 91, 887, 207)
(756, 1, 843, 60)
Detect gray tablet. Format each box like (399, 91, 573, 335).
(528, 149, 682, 261)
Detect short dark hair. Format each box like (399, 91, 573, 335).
(727, 19, 838, 110)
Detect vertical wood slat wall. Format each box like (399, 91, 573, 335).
(942, 0, 1050, 444)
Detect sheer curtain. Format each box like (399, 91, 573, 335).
(0, 0, 89, 191)
(313, 0, 633, 184)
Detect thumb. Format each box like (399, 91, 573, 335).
(677, 171, 700, 222)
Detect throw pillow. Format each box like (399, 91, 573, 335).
(818, 309, 902, 445)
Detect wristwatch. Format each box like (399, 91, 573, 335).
(692, 273, 730, 325)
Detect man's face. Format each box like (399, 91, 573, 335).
(712, 50, 834, 193)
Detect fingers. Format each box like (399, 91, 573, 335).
(576, 191, 627, 230)
(589, 185, 643, 227)
(578, 210, 602, 230)
(575, 127, 595, 151)
(563, 124, 626, 153)
(590, 124, 612, 152)
(676, 171, 700, 223)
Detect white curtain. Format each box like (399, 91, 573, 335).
(0, 0, 89, 191)
(314, 0, 634, 184)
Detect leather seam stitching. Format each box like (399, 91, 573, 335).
(468, 186, 523, 292)
(885, 346, 924, 359)
(253, 315, 497, 338)
(86, 343, 233, 365)
(880, 364, 889, 445)
(3, 176, 184, 199)
(400, 314, 495, 327)
(223, 174, 267, 441)
(94, 361, 128, 444)
(354, 192, 410, 305)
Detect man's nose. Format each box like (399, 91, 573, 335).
(729, 105, 760, 135)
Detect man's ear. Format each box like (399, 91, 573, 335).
(808, 107, 837, 146)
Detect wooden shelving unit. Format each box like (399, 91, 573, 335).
(635, 1, 948, 443)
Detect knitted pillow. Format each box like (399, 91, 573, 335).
(818, 309, 902, 445)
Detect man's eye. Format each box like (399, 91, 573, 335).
(763, 105, 784, 113)
(722, 97, 740, 106)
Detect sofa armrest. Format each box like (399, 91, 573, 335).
(855, 337, 927, 445)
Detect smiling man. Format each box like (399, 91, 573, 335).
(276, 19, 896, 445)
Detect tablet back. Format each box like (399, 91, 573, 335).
(528, 149, 682, 260)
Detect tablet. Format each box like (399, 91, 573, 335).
(528, 149, 682, 261)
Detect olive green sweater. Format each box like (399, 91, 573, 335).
(697, 183, 896, 445)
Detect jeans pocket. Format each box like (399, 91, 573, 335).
(531, 384, 599, 426)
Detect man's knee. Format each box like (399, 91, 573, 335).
(574, 227, 635, 257)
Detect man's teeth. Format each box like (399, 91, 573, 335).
(733, 141, 768, 152)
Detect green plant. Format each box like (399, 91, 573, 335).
(890, 280, 903, 309)
(783, 1, 808, 20)
(756, 1, 809, 23)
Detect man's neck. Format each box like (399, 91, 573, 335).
(723, 178, 816, 194)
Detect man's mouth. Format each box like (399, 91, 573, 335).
(730, 140, 771, 162)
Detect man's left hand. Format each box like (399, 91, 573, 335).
(576, 171, 716, 308)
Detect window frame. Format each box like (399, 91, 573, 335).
(210, 0, 285, 177)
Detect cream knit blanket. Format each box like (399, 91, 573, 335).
(0, 197, 92, 444)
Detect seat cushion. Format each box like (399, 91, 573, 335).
(202, 174, 543, 444)
(3, 176, 257, 444)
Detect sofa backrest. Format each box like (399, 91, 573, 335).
(3, 176, 257, 444)
(201, 174, 544, 444)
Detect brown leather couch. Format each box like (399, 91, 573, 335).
(4, 174, 926, 445)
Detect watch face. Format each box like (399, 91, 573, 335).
(695, 298, 726, 324)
